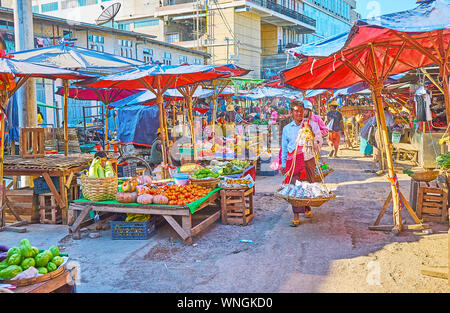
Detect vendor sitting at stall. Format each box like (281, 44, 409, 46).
(150, 128, 163, 166)
(281, 100, 323, 227)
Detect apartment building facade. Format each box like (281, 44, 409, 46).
(6, 0, 359, 78)
(0, 3, 208, 128)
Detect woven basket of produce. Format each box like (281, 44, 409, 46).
(313, 169, 334, 183)
(189, 177, 220, 189)
(80, 175, 118, 201)
(409, 170, 440, 182)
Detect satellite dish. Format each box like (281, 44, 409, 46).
(95, 3, 121, 26)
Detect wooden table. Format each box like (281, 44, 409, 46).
(14, 265, 77, 293)
(68, 192, 221, 245)
(3, 154, 94, 225)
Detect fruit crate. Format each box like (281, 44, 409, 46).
(110, 218, 156, 240)
(416, 181, 449, 224)
(220, 187, 254, 226)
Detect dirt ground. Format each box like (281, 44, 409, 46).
(1, 143, 449, 293)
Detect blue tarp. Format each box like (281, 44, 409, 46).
(288, 31, 350, 59)
(117, 104, 159, 146)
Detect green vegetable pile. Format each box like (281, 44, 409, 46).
(436, 153, 450, 170)
(193, 168, 219, 179)
(0, 239, 64, 280)
(221, 160, 250, 175)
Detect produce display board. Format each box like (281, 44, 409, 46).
(74, 188, 221, 214)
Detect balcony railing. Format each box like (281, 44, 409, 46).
(248, 0, 316, 27)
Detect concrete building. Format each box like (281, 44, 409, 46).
(0, 2, 208, 129)
(3, 0, 359, 78)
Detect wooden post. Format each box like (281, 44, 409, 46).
(371, 86, 402, 232)
(211, 80, 217, 143)
(63, 80, 69, 156)
(104, 105, 109, 151)
(0, 108, 5, 207)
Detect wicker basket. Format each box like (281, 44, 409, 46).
(409, 170, 440, 182)
(80, 175, 118, 201)
(275, 189, 336, 208)
(313, 168, 334, 183)
(1, 263, 66, 287)
(189, 177, 220, 189)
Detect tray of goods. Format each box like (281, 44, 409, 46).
(0, 239, 68, 287)
(219, 175, 254, 190)
(275, 183, 336, 207)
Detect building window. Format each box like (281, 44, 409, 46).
(134, 19, 159, 28)
(179, 55, 188, 64)
(41, 2, 59, 13)
(163, 51, 172, 65)
(118, 39, 133, 58)
(165, 33, 179, 43)
(118, 23, 131, 31)
(143, 48, 153, 63)
(32, 5, 39, 13)
(193, 58, 201, 65)
(89, 34, 105, 51)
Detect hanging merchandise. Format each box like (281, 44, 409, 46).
(414, 86, 432, 122)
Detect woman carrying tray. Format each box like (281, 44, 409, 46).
(281, 100, 323, 227)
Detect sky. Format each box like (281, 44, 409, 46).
(356, 0, 419, 18)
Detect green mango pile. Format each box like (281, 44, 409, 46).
(0, 239, 64, 280)
(193, 168, 219, 179)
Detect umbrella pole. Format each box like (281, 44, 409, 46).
(156, 92, 168, 179)
(172, 102, 176, 142)
(187, 95, 197, 161)
(63, 80, 69, 156)
(105, 105, 109, 151)
(0, 106, 4, 201)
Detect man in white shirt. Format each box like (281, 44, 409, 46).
(281, 100, 323, 226)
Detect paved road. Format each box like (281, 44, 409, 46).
(1, 146, 448, 292)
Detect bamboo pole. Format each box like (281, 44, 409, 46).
(371, 85, 402, 232)
(63, 80, 69, 156)
(105, 105, 109, 151)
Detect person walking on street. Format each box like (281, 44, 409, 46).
(281, 100, 323, 227)
(325, 102, 344, 158)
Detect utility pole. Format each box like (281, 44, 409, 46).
(13, 0, 37, 129)
(14, 0, 36, 187)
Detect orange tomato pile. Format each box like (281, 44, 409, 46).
(152, 184, 212, 206)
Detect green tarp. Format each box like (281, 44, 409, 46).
(74, 188, 221, 214)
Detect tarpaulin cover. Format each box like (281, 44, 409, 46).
(117, 104, 159, 146)
(11, 44, 144, 70)
(358, 0, 450, 32)
(0, 57, 89, 80)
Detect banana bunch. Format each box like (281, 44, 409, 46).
(125, 213, 151, 222)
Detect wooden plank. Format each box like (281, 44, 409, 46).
(421, 267, 448, 280)
(403, 223, 430, 230)
(69, 206, 92, 235)
(422, 188, 443, 195)
(422, 195, 445, 202)
(374, 191, 392, 226)
(162, 215, 189, 240)
(69, 204, 190, 216)
(190, 210, 221, 237)
(421, 207, 444, 215)
(420, 215, 444, 223)
(65, 172, 74, 190)
(417, 187, 424, 218)
(42, 172, 64, 209)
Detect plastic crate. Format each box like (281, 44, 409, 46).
(33, 176, 60, 194)
(117, 163, 137, 177)
(110, 218, 156, 240)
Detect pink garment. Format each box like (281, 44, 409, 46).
(270, 111, 278, 122)
(311, 114, 328, 137)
